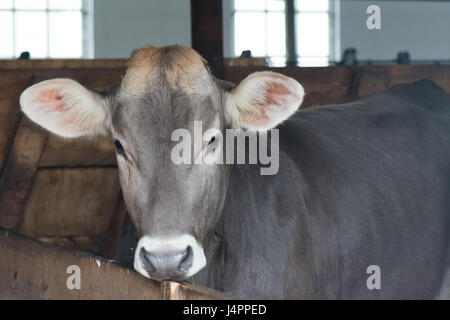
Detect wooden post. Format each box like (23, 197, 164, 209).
(191, 0, 224, 78)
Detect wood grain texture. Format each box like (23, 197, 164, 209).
(0, 228, 161, 299)
(0, 117, 48, 230)
(39, 134, 116, 167)
(0, 228, 228, 299)
(19, 168, 120, 237)
(0, 59, 127, 69)
(0, 71, 34, 172)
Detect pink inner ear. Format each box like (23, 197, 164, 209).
(265, 81, 289, 108)
(242, 81, 291, 127)
(35, 89, 64, 112)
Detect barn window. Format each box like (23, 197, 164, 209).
(230, 0, 338, 66)
(0, 0, 92, 59)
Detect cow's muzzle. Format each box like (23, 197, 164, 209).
(134, 234, 206, 279)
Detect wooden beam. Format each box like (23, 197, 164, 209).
(0, 228, 228, 299)
(0, 117, 48, 230)
(191, 0, 224, 78)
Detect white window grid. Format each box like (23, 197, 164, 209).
(231, 0, 339, 67)
(232, 0, 286, 66)
(0, 0, 92, 59)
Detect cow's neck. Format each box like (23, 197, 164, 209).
(203, 149, 317, 298)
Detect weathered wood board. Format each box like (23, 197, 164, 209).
(0, 228, 228, 299)
(19, 168, 120, 237)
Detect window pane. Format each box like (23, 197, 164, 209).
(267, 0, 285, 11)
(48, 0, 82, 10)
(49, 11, 83, 58)
(234, 12, 266, 56)
(15, 0, 47, 10)
(0, 12, 13, 57)
(296, 13, 329, 57)
(268, 56, 286, 67)
(234, 0, 265, 11)
(267, 12, 285, 56)
(15, 12, 48, 58)
(295, 0, 329, 11)
(0, 0, 13, 9)
(298, 56, 329, 67)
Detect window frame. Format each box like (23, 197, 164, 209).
(231, 0, 287, 66)
(0, 0, 93, 59)
(228, 0, 340, 67)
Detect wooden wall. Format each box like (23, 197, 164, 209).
(0, 60, 127, 257)
(0, 60, 449, 260)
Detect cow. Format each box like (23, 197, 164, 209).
(19, 45, 450, 299)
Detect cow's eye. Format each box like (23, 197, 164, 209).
(113, 139, 126, 156)
(208, 136, 216, 145)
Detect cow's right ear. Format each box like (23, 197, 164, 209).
(20, 78, 108, 138)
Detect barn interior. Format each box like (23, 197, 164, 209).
(0, 0, 449, 300)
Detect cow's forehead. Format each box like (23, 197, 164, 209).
(121, 45, 213, 96)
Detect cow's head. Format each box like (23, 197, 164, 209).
(20, 45, 304, 280)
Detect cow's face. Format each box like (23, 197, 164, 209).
(19, 45, 304, 280)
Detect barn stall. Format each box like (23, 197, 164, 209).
(0, 0, 449, 300)
(0, 58, 449, 299)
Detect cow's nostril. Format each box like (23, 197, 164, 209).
(140, 248, 155, 274)
(178, 246, 193, 273)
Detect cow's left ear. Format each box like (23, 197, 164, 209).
(225, 71, 304, 130)
(20, 78, 108, 138)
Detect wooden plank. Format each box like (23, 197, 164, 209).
(0, 117, 48, 230)
(0, 228, 161, 299)
(0, 71, 34, 172)
(386, 65, 450, 92)
(0, 59, 127, 70)
(0, 228, 228, 299)
(19, 168, 120, 237)
(347, 68, 390, 100)
(191, 0, 224, 78)
(39, 134, 116, 167)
